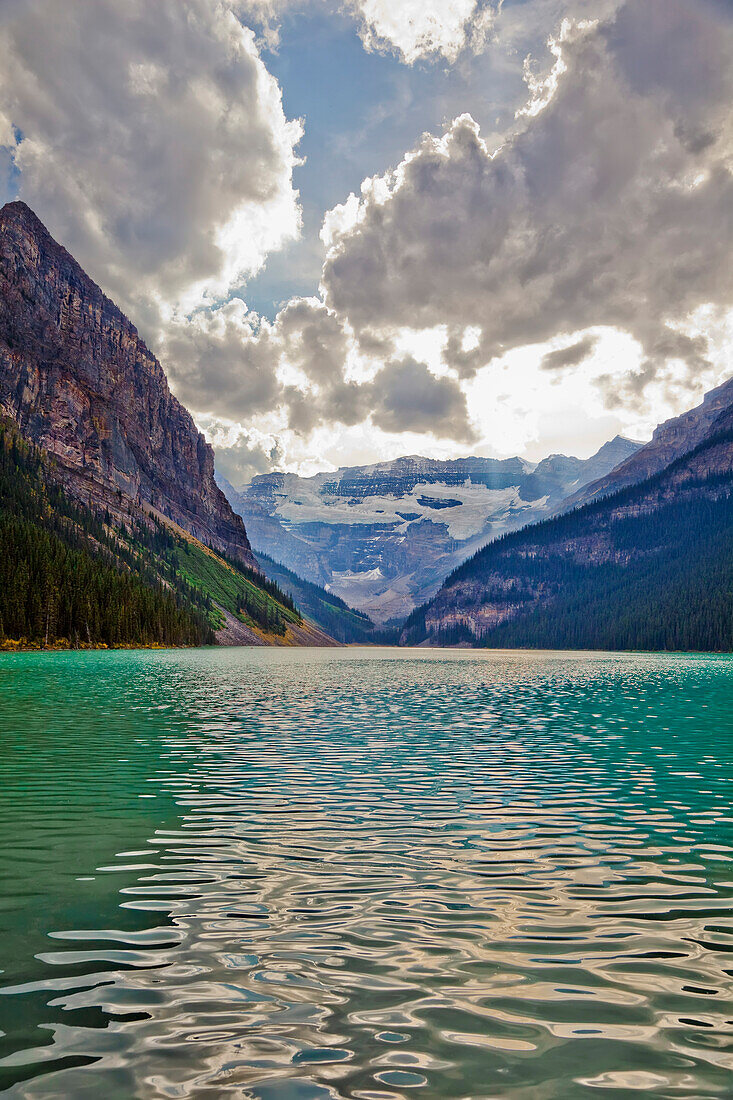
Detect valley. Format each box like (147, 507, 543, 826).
(222, 437, 641, 622)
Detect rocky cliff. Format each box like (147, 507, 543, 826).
(0, 201, 256, 567)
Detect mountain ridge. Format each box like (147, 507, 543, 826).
(400, 389, 733, 651)
(0, 199, 256, 569)
(0, 201, 340, 647)
(563, 376, 733, 511)
(220, 435, 642, 622)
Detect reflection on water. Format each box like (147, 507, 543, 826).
(0, 647, 731, 1098)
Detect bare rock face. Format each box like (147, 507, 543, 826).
(0, 201, 256, 567)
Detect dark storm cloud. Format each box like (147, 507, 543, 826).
(370, 358, 475, 440)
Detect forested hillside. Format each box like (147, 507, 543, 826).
(402, 411, 733, 652)
(0, 421, 304, 648)
(256, 551, 399, 643)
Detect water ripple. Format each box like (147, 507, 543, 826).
(0, 648, 731, 1098)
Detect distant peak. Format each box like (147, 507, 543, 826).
(612, 433, 646, 446)
(590, 434, 646, 459)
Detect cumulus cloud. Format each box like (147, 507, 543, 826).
(161, 294, 363, 431)
(321, 0, 733, 401)
(163, 291, 475, 449)
(238, 0, 498, 64)
(275, 297, 352, 386)
(0, 0, 302, 329)
(347, 0, 495, 65)
(171, 0, 733, 473)
(272, 307, 474, 440)
(205, 420, 285, 485)
(161, 300, 283, 421)
(2, 0, 731, 478)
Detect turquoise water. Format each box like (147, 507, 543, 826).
(0, 647, 731, 1099)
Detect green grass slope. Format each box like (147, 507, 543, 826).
(170, 539, 301, 636)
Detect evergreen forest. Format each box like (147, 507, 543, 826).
(0, 420, 301, 648)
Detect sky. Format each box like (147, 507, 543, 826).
(1, 0, 732, 484)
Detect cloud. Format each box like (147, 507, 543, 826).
(275, 297, 352, 386)
(272, 306, 474, 440)
(597, 328, 714, 409)
(371, 357, 475, 439)
(159, 293, 366, 437)
(161, 299, 283, 421)
(160, 294, 365, 431)
(2, 0, 731, 479)
(0, 0, 302, 329)
(184, 0, 733, 473)
(164, 291, 474, 449)
(238, 0, 498, 64)
(347, 0, 495, 65)
(205, 420, 285, 485)
(541, 335, 597, 370)
(218, 0, 732, 476)
(320, 0, 733, 400)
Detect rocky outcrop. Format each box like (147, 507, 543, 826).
(0, 201, 256, 567)
(215, 606, 338, 647)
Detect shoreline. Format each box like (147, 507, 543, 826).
(1, 640, 730, 656)
(0, 639, 185, 652)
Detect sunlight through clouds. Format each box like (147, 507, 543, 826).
(0, 0, 303, 329)
(1, 0, 731, 479)
(349, 0, 494, 64)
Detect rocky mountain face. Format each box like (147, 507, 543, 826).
(402, 388, 733, 651)
(563, 375, 733, 510)
(0, 201, 256, 568)
(221, 436, 641, 622)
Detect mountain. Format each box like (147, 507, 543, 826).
(0, 200, 254, 567)
(401, 392, 733, 652)
(0, 200, 334, 648)
(220, 436, 642, 622)
(563, 375, 733, 510)
(0, 417, 339, 648)
(0, 417, 214, 649)
(253, 551, 394, 644)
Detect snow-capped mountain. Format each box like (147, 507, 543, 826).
(219, 437, 642, 622)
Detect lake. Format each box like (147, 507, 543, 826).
(0, 647, 731, 1098)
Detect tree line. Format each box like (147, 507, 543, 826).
(0, 421, 214, 647)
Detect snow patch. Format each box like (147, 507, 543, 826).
(273, 478, 545, 540)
